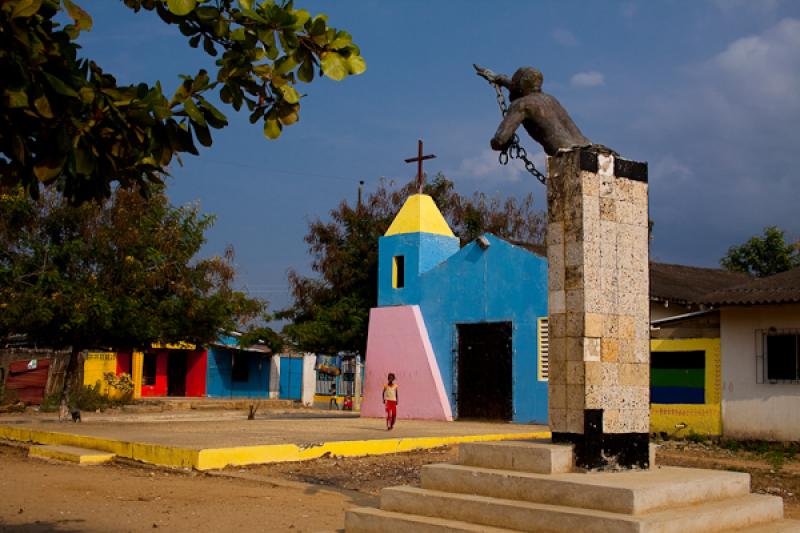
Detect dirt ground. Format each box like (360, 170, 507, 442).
(0, 444, 370, 532)
(3, 439, 800, 532)
(229, 446, 459, 496)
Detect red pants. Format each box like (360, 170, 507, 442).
(385, 400, 397, 428)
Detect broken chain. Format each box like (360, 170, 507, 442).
(491, 83, 547, 186)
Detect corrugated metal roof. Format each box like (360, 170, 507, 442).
(649, 262, 751, 305)
(701, 266, 800, 306)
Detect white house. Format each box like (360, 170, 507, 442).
(702, 267, 800, 441)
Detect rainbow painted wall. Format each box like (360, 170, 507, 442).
(649, 338, 722, 436)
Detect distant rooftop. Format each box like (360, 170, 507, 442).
(701, 266, 800, 306)
(649, 262, 751, 305)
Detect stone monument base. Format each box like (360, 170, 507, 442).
(345, 440, 798, 532)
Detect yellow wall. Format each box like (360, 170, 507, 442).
(132, 351, 143, 399)
(83, 352, 127, 399)
(650, 338, 721, 436)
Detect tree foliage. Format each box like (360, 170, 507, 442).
(280, 174, 546, 355)
(721, 226, 800, 278)
(0, 186, 266, 403)
(0, 0, 365, 203)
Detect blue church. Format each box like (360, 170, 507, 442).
(361, 193, 549, 424)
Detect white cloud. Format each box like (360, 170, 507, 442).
(631, 18, 800, 265)
(570, 71, 605, 87)
(710, 17, 800, 116)
(634, 18, 800, 135)
(552, 28, 579, 47)
(455, 148, 548, 184)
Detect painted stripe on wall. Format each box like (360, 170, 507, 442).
(651, 386, 705, 405)
(651, 368, 705, 388)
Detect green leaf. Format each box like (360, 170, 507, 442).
(231, 28, 246, 41)
(277, 85, 299, 104)
(196, 96, 228, 128)
(166, 0, 196, 16)
(320, 52, 347, 81)
(195, 6, 219, 20)
(33, 95, 53, 118)
(183, 99, 206, 126)
(263, 114, 281, 140)
(277, 104, 299, 125)
(33, 161, 63, 182)
(346, 54, 366, 76)
(42, 72, 78, 97)
(11, 0, 42, 18)
(62, 0, 93, 31)
(238, 0, 252, 10)
(192, 122, 212, 147)
(291, 9, 310, 29)
(331, 31, 352, 49)
(74, 147, 93, 175)
(5, 90, 29, 108)
(274, 55, 298, 76)
(78, 87, 94, 104)
(297, 59, 314, 83)
(203, 36, 217, 56)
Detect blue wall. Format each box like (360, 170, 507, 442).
(378, 232, 460, 307)
(376, 233, 549, 423)
(206, 346, 270, 398)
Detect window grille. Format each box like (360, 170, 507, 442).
(756, 329, 800, 384)
(538, 317, 549, 381)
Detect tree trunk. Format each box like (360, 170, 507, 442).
(59, 347, 81, 421)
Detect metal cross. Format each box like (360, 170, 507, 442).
(404, 139, 436, 193)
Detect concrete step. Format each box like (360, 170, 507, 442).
(458, 440, 573, 474)
(29, 444, 115, 465)
(345, 506, 517, 533)
(728, 518, 800, 532)
(422, 464, 751, 515)
(380, 486, 783, 533)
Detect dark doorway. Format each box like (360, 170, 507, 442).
(167, 352, 187, 397)
(457, 322, 513, 421)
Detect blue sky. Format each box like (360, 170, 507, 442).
(76, 1, 800, 312)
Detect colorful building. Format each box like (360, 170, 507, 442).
(313, 353, 364, 409)
(648, 311, 722, 437)
(361, 194, 549, 423)
(80, 336, 283, 400)
(206, 335, 272, 399)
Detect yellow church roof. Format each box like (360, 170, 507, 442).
(384, 194, 456, 238)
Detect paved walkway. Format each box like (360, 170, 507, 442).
(1, 412, 547, 448)
(0, 410, 550, 470)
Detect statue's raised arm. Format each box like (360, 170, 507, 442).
(477, 66, 592, 157)
(473, 64, 512, 90)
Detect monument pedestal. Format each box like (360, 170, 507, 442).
(345, 440, 797, 532)
(547, 147, 651, 469)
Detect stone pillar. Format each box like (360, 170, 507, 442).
(547, 147, 650, 469)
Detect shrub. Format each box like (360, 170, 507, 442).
(687, 432, 708, 444)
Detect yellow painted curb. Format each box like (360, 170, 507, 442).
(29, 445, 115, 465)
(1, 424, 550, 471)
(0, 425, 197, 469)
(196, 431, 552, 471)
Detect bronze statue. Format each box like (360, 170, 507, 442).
(474, 65, 592, 157)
